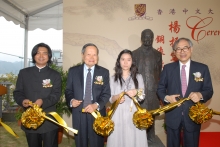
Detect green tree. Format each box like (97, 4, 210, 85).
(50, 63, 81, 117)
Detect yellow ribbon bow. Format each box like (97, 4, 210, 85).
(189, 102, 220, 124)
(21, 102, 78, 134)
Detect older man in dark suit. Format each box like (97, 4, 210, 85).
(157, 38, 213, 147)
(65, 43, 111, 147)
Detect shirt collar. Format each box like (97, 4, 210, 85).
(179, 59, 190, 68)
(83, 64, 95, 72)
(36, 65, 46, 69)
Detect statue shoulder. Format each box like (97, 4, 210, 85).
(153, 48, 162, 57)
(132, 47, 141, 55)
(152, 48, 160, 53)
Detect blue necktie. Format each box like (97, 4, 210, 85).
(83, 69, 92, 108)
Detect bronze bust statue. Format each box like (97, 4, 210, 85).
(132, 29, 163, 146)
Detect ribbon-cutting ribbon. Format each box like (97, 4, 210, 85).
(132, 97, 191, 129)
(0, 118, 19, 138)
(189, 102, 220, 124)
(21, 102, 78, 134)
(81, 92, 126, 136)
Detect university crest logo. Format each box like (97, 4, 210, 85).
(128, 4, 153, 21)
(135, 4, 146, 17)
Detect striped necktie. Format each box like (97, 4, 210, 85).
(83, 69, 92, 108)
(181, 65, 187, 97)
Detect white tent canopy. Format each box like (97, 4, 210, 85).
(0, 0, 62, 30)
(0, 0, 62, 67)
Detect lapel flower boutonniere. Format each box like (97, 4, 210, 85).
(193, 72, 203, 82)
(42, 79, 53, 88)
(94, 76, 104, 85)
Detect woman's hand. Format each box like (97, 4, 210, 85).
(120, 96, 125, 104)
(126, 89, 137, 98)
(111, 93, 125, 104)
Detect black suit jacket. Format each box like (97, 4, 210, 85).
(65, 64, 111, 130)
(157, 60, 213, 132)
(13, 66, 61, 133)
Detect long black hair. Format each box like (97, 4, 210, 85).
(31, 43, 52, 65)
(114, 49, 138, 89)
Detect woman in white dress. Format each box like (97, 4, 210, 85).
(106, 49, 148, 147)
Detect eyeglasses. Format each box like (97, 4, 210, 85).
(174, 46, 191, 53)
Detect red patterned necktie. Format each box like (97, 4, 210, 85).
(181, 65, 187, 96)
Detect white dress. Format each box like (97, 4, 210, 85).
(106, 74, 148, 147)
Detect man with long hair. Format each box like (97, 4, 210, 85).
(13, 43, 61, 147)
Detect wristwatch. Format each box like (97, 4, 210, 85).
(95, 102, 100, 110)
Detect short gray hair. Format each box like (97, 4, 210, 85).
(172, 38, 193, 51)
(81, 43, 99, 54)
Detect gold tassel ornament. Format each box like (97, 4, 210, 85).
(189, 102, 220, 124)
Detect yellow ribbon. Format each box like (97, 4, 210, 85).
(107, 92, 126, 118)
(21, 102, 78, 134)
(82, 109, 114, 136)
(82, 109, 98, 118)
(149, 97, 191, 115)
(92, 111, 114, 136)
(131, 96, 154, 129)
(132, 96, 191, 129)
(47, 112, 78, 134)
(189, 102, 220, 124)
(0, 118, 19, 138)
(87, 92, 134, 136)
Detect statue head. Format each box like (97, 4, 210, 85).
(141, 29, 154, 47)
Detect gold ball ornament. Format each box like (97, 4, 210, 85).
(189, 103, 213, 124)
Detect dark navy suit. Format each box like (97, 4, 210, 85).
(65, 64, 110, 147)
(157, 60, 213, 147)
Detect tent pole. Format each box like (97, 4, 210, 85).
(24, 16, 29, 68)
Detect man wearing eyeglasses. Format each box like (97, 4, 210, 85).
(157, 38, 213, 147)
